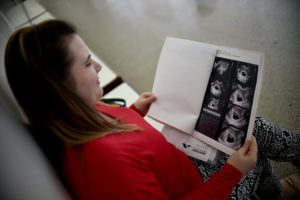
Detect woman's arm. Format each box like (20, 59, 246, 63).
(85, 137, 251, 200)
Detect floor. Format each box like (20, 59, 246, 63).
(8, 0, 300, 178)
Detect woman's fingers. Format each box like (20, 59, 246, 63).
(142, 92, 155, 97)
(144, 94, 156, 104)
(227, 136, 258, 175)
(239, 139, 251, 154)
(134, 92, 156, 115)
(249, 136, 258, 155)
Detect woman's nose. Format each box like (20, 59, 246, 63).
(94, 60, 102, 72)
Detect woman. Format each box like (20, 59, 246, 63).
(5, 19, 299, 199)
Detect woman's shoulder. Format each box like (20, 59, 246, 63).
(83, 131, 148, 157)
(83, 136, 122, 161)
(95, 104, 142, 120)
(63, 135, 127, 170)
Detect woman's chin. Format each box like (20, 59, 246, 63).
(97, 87, 103, 98)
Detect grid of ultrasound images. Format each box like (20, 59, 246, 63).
(195, 57, 258, 150)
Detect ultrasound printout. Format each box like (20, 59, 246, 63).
(195, 56, 258, 151)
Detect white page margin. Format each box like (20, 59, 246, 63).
(148, 37, 216, 134)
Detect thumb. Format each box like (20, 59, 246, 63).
(142, 92, 154, 98)
(144, 95, 156, 104)
(249, 136, 258, 154)
(239, 139, 251, 154)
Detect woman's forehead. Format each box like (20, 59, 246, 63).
(68, 34, 90, 61)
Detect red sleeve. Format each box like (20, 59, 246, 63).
(182, 164, 243, 200)
(85, 139, 242, 200)
(129, 104, 145, 117)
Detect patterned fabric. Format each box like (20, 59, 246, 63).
(190, 115, 300, 200)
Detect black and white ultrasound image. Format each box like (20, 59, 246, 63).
(218, 123, 246, 150)
(224, 104, 249, 130)
(195, 57, 258, 150)
(230, 84, 253, 109)
(205, 97, 223, 112)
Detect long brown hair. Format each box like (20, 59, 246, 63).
(5, 19, 138, 148)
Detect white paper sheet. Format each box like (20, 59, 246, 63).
(148, 37, 216, 134)
(161, 126, 212, 162)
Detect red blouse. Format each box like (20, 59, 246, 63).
(62, 104, 242, 200)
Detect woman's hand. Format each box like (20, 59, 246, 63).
(227, 136, 258, 175)
(134, 92, 156, 116)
